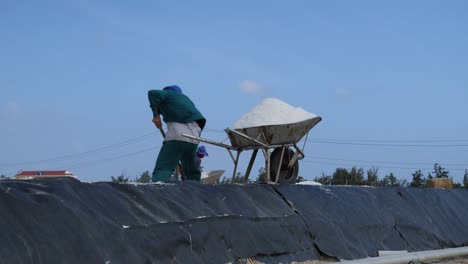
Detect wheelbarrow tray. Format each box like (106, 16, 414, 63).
(227, 116, 322, 149)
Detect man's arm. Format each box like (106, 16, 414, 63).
(147, 90, 165, 117)
(148, 90, 166, 128)
(152, 115, 162, 128)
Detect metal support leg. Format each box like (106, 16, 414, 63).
(231, 151, 241, 180)
(265, 148, 271, 184)
(244, 149, 258, 183)
(292, 143, 305, 160)
(288, 151, 301, 169)
(274, 146, 286, 183)
(227, 149, 236, 163)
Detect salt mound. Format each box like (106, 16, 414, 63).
(232, 98, 318, 129)
(296, 180, 322, 186)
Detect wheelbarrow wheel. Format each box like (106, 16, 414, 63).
(269, 147, 299, 184)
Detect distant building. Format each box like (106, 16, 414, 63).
(15, 170, 76, 179)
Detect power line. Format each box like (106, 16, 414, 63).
(1, 129, 225, 168)
(308, 156, 468, 167)
(68, 146, 158, 170)
(0, 132, 158, 167)
(198, 136, 468, 167)
(303, 160, 468, 171)
(203, 128, 468, 142)
(308, 140, 468, 148)
(204, 128, 226, 134)
(203, 128, 468, 147)
(313, 138, 468, 143)
(3, 127, 468, 172)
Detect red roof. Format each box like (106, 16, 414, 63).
(16, 170, 74, 177)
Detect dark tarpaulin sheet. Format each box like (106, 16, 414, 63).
(273, 185, 468, 260)
(0, 178, 317, 264)
(1, 178, 468, 263)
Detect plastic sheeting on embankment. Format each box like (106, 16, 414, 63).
(274, 185, 468, 261)
(0, 179, 468, 263)
(0, 178, 317, 264)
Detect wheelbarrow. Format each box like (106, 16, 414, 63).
(183, 116, 322, 184)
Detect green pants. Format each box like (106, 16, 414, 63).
(152, 140, 201, 182)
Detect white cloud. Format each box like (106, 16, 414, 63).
(239, 80, 264, 95)
(336, 88, 352, 97)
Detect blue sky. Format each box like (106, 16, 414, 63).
(1, 0, 467, 183)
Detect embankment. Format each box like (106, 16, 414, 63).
(1, 178, 467, 263)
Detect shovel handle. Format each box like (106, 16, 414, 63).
(159, 127, 166, 138)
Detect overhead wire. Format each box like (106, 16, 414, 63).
(307, 156, 468, 167)
(312, 138, 468, 143)
(202, 128, 468, 146)
(308, 140, 468, 147)
(0, 132, 158, 167)
(302, 160, 468, 171)
(3, 128, 468, 172)
(68, 146, 159, 170)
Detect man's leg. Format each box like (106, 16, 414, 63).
(180, 142, 201, 181)
(152, 141, 182, 182)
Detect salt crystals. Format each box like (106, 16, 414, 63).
(232, 98, 318, 129)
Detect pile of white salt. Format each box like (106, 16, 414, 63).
(231, 98, 318, 129)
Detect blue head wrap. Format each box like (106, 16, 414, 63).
(163, 85, 183, 94)
(197, 146, 209, 157)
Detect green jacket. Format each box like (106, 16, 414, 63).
(148, 90, 206, 130)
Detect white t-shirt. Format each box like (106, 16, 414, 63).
(165, 122, 201, 144)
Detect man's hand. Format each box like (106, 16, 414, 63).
(152, 116, 162, 128)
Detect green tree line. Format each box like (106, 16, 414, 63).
(313, 163, 468, 188)
(109, 163, 468, 188)
(111, 170, 151, 183)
